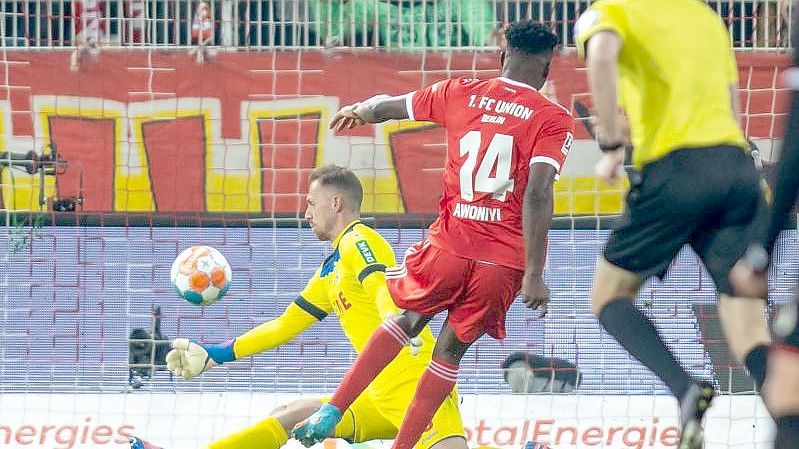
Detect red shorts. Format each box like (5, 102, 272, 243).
(385, 240, 523, 343)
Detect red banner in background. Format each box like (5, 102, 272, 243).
(0, 50, 790, 214)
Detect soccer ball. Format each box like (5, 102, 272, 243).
(171, 245, 232, 306)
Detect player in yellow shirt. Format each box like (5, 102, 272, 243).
(575, 2, 772, 449)
(129, 165, 466, 449)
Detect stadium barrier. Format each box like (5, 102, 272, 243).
(0, 394, 773, 449)
(1, 0, 793, 50)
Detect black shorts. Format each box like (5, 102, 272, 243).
(603, 145, 766, 295)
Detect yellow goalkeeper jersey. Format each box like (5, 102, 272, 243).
(295, 220, 436, 359)
(227, 220, 463, 444)
(575, 0, 748, 168)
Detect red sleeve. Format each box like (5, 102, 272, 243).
(407, 78, 457, 125)
(529, 109, 575, 179)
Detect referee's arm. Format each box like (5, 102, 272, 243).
(586, 31, 622, 144)
(585, 31, 627, 183)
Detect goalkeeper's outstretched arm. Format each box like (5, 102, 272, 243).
(233, 303, 319, 358)
(166, 303, 318, 380)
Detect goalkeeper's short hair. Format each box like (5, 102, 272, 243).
(310, 164, 364, 211)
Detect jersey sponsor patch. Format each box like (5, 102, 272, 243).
(355, 240, 377, 264)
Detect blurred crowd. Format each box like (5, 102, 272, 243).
(2, 0, 793, 49)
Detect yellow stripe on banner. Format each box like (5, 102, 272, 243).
(2, 103, 58, 211)
(36, 107, 123, 212)
(554, 176, 629, 215)
(0, 102, 15, 210)
(0, 103, 5, 153)
(246, 106, 328, 213)
(374, 120, 439, 214)
(130, 109, 213, 212)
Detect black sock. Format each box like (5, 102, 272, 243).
(775, 416, 799, 449)
(744, 344, 769, 390)
(598, 298, 692, 399)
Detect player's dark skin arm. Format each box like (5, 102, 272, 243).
(763, 11, 799, 254)
(733, 77, 799, 295)
(732, 13, 799, 298)
(522, 163, 557, 317)
(763, 84, 799, 256)
(329, 96, 409, 131)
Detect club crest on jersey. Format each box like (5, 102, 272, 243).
(355, 240, 377, 264)
(320, 250, 341, 277)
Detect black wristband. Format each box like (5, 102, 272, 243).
(599, 141, 624, 153)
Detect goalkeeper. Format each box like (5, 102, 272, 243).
(130, 165, 467, 449)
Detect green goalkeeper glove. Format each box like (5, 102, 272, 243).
(165, 338, 235, 380)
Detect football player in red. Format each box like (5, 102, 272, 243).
(293, 20, 574, 449)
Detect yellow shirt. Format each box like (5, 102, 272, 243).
(575, 0, 748, 168)
(296, 220, 436, 357)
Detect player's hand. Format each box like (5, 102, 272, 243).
(409, 336, 423, 356)
(166, 338, 235, 380)
(590, 112, 631, 148)
(329, 104, 366, 132)
(522, 272, 550, 318)
(730, 245, 769, 299)
(594, 149, 625, 185)
(730, 260, 768, 299)
(166, 339, 213, 380)
(387, 309, 424, 356)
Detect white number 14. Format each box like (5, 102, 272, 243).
(458, 131, 515, 202)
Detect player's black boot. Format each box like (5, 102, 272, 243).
(677, 381, 716, 449)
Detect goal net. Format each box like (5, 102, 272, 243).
(0, 1, 793, 449)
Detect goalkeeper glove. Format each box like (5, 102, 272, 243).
(165, 338, 236, 380)
(385, 310, 424, 356)
(409, 336, 423, 356)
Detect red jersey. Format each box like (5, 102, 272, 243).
(405, 76, 574, 270)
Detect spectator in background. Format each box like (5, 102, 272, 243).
(703, 0, 792, 47)
(75, 0, 146, 46)
(128, 306, 171, 390)
(502, 352, 581, 393)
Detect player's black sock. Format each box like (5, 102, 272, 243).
(775, 416, 799, 449)
(743, 343, 768, 390)
(598, 298, 692, 399)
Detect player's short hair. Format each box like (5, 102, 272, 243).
(504, 20, 558, 56)
(309, 164, 364, 210)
